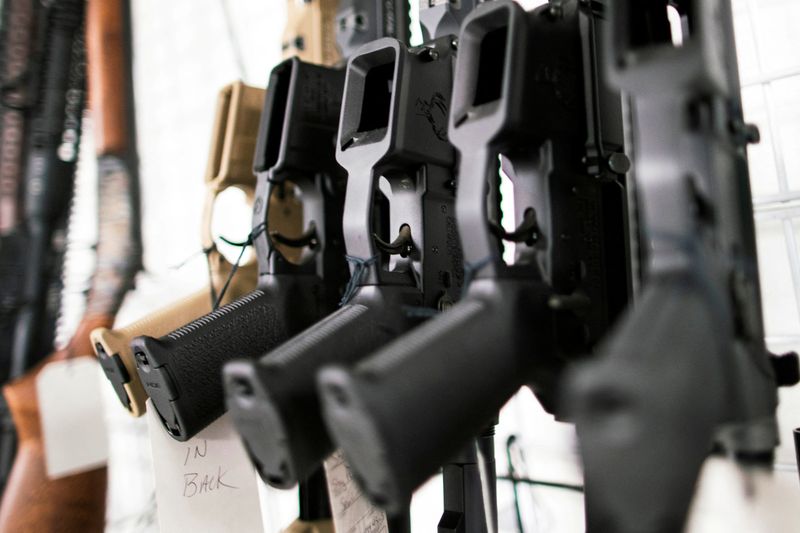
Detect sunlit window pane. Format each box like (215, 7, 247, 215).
(742, 86, 782, 197)
(771, 76, 800, 191)
(756, 219, 800, 336)
(751, 0, 800, 73)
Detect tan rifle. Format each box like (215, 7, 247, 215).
(283, 0, 341, 66)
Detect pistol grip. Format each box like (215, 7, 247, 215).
(317, 284, 542, 514)
(565, 278, 731, 533)
(225, 302, 398, 488)
(133, 289, 288, 441)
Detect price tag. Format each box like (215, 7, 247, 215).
(36, 357, 109, 479)
(145, 400, 264, 533)
(324, 451, 389, 533)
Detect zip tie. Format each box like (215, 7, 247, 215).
(339, 255, 378, 307)
(212, 222, 267, 309)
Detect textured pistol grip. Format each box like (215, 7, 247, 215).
(132, 290, 288, 441)
(564, 280, 733, 533)
(318, 297, 522, 514)
(225, 303, 396, 488)
(91, 289, 214, 417)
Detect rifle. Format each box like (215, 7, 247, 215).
(0, 0, 141, 530)
(91, 81, 261, 417)
(563, 2, 799, 532)
(283, 0, 340, 66)
(335, 0, 410, 59)
(317, 0, 631, 521)
(224, 5, 468, 514)
(0, 0, 41, 490)
(2, 0, 83, 383)
(130, 0, 406, 445)
(131, 2, 407, 529)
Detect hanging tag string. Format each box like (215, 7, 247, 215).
(203, 244, 219, 307)
(170, 246, 212, 270)
(339, 255, 378, 306)
(212, 222, 266, 310)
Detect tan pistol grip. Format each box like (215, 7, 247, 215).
(283, 0, 340, 66)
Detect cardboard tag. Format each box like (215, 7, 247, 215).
(36, 357, 109, 479)
(324, 451, 389, 533)
(145, 400, 264, 533)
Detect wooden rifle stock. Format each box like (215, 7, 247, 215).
(0, 319, 110, 533)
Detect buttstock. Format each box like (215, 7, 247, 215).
(0, 318, 110, 533)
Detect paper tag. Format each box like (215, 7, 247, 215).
(36, 357, 109, 479)
(145, 400, 264, 533)
(324, 451, 389, 533)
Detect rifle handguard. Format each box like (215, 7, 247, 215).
(318, 282, 548, 513)
(225, 301, 399, 488)
(132, 289, 288, 441)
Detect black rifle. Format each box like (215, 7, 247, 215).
(317, 0, 631, 519)
(336, 0, 410, 57)
(2, 0, 86, 383)
(131, 0, 409, 448)
(131, 59, 348, 442)
(0, 0, 88, 492)
(224, 33, 462, 498)
(134, 1, 410, 527)
(563, 2, 799, 532)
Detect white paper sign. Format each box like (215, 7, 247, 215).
(36, 357, 109, 479)
(324, 451, 389, 533)
(145, 400, 264, 533)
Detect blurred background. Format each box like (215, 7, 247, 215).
(56, 0, 800, 531)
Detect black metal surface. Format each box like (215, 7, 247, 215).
(225, 35, 462, 494)
(336, 0, 411, 59)
(135, 58, 349, 442)
(318, 0, 630, 515)
(564, 1, 797, 532)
